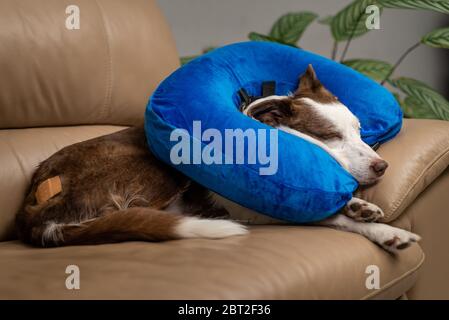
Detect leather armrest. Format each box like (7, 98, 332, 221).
(356, 119, 449, 222)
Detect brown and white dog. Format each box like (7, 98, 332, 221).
(16, 65, 420, 253)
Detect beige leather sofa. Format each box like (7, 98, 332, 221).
(0, 0, 448, 300)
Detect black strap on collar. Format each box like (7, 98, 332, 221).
(238, 88, 252, 109)
(239, 81, 276, 111)
(262, 81, 276, 97)
(371, 142, 380, 151)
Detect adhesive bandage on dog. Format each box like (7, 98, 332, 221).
(35, 176, 62, 204)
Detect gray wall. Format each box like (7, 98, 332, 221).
(158, 0, 448, 95)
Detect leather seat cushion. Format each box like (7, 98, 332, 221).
(0, 125, 126, 240)
(0, 225, 424, 299)
(356, 119, 449, 222)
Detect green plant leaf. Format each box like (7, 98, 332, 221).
(392, 92, 402, 103)
(179, 47, 216, 66)
(342, 59, 393, 81)
(378, 0, 449, 14)
(202, 47, 216, 54)
(421, 27, 449, 48)
(331, 0, 382, 42)
(394, 88, 439, 120)
(180, 55, 198, 65)
(392, 92, 408, 115)
(248, 32, 277, 42)
(318, 15, 334, 25)
(269, 12, 318, 44)
(248, 32, 299, 47)
(391, 77, 449, 120)
(400, 95, 440, 119)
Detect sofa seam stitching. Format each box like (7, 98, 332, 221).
(385, 145, 449, 221)
(93, 0, 114, 122)
(360, 251, 425, 300)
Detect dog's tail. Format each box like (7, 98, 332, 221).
(22, 207, 248, 247)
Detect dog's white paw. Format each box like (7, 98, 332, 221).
(374, 225, 421, 254)
(345, 198, 384, 223)
(176, 217, 248, 239)
(318, 214, 421, 253)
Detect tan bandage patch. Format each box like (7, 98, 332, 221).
(35, 176, 62, 204)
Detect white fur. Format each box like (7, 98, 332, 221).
(175, 216, 248, 239)
(109, 188, 148, 211)
(41, 218, 96, 246)
(346, 197, 384, 221)
(298, 98, 383, 184)
(242, 95, 286, 115)
(42, 221, 65, 246)
(318, 214, 421, 254)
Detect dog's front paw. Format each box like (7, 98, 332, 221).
(377, 226, 421, 254)
(345, 198, 384, 222)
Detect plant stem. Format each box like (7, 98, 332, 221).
(381, 42, 421, 85)
(331, 41, 338, 60)
(339, 13, 364, 62)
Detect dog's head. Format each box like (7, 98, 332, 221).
(242, 64, 388, 185)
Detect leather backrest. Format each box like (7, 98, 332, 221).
(0, 0, 179, 128)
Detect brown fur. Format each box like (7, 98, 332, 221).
(293, 64, 339, 104)
(246, 65, 343, 141)
(16, 126, 224, 247)
(41, 208, 183, 246)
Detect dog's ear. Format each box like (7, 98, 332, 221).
(247, 99, 293, 127)
(295, 64, 322, 94)
(293, 64, 338, 104)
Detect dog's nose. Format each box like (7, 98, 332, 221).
(370, 159, 389, 177)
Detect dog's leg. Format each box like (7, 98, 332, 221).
(342, 197, 384, 222)
(28, 207, 248, 247)
(317, 214, 421, 253)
